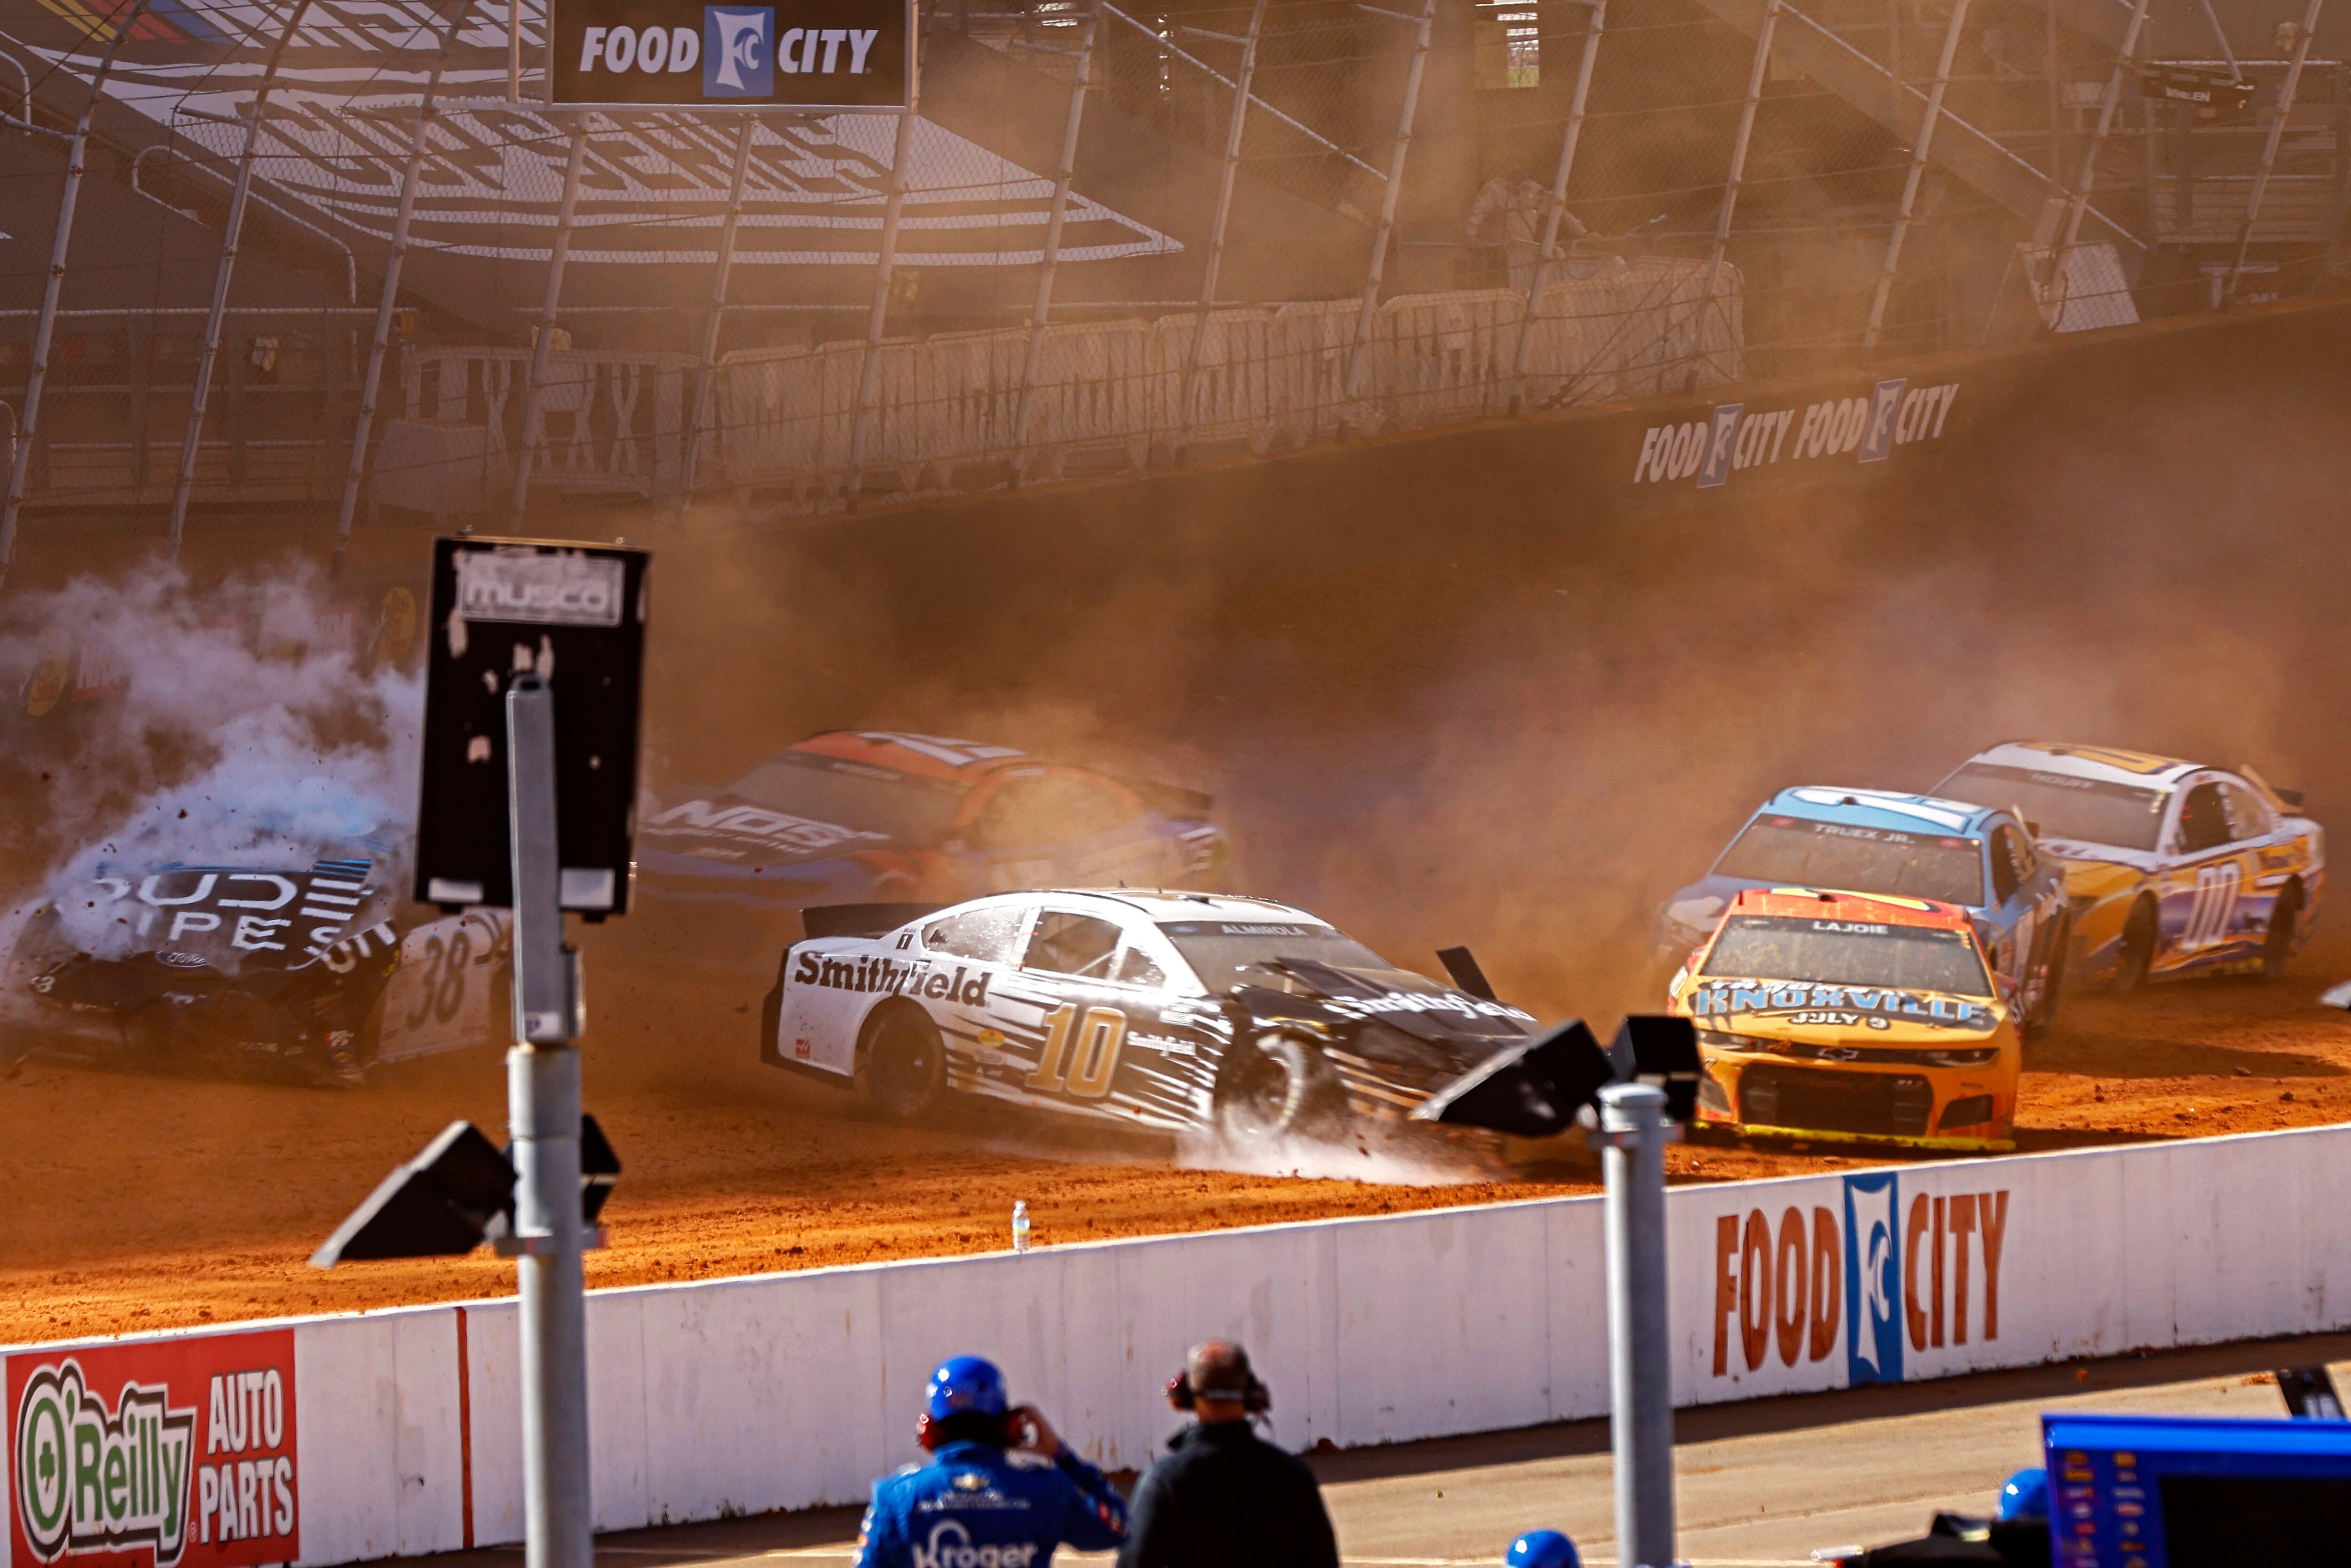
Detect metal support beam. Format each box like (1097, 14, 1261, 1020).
(169, 0, 320, 553)
(1176, 0, 1267, 460)
(1698, 0, 1781, 386)
(0, 0, 157, 589)
(2054, 0, 2155, 276)
(1601, 1083, 1675, 1568)
(847, 102, 920, 505)
(1509, 0, 1606, 408)
(1011, 7, 1098, 487)
(337, 0, 471, 561)
(509, 118, 591, 521)
(1342, 0, 1437, 418)
(1862, 0, 1972, 350)
(2225, 0, 2325, 299)
(676, 118, 759, 512)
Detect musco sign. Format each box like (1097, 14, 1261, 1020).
(549, 0, 914, 110)
(8, 1330, 298, 1568)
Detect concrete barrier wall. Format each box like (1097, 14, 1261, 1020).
(10, 1122, 2351, 1567)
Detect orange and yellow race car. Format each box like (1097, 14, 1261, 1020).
(1669, 887, 2020, 1151)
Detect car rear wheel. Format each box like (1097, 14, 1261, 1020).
(1214, 1032, 1346, 1145)
(2112, 899, 2157, 993)
(2262, 883, 2303, 980)
(859, 1007, 946, 1122)
(2021, 916, 2069, 1042)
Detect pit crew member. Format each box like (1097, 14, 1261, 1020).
(854, 1356, 1127, 1568)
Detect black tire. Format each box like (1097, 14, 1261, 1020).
(858, 1006, 947, 1122)
(1213, 1032, 1346, 1145)
(2021, 916, 2069, 1042)
(2112, 898, 2157, 993)
(2263, 882, 2303, 980)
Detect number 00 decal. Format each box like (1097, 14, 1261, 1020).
(1026, 1003, 1127, 1099)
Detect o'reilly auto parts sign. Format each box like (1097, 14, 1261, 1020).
(552, 0, 912, 109)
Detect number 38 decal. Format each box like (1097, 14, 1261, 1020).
(1026, 1003, 1126, 1099)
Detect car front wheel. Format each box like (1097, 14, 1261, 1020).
(1214, 1032, 1345, 1145)
(2112, 899, 2157, 993)
(2022, 915, 2069, 1042)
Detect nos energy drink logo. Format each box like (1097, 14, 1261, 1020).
(705, 7, 774, 96)
(1842, 1171, 1904, 1385)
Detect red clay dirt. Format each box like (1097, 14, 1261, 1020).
(7, 922, 2348, 1347)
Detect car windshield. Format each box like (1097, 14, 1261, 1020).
(1714, 815, 1985, 906)
(725, 751, 968, 842)
(1935, 762, 2168, 852)
(1158, 920, 1397, 994)
(1701, 914, 1993, 997)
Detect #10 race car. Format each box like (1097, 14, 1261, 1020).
(1933, 742, 2322, 988)
(759, 889, 1610, 1145)
(7, 855, 509, 1086)
(637, 732, 1233, 972)
(1653, 787, 2070, 1037)
(1670, 886, 2020, 1151)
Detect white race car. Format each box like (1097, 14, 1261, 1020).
(759, 889, 1593, 1143)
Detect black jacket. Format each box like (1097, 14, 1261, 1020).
(1116, 1421, 1340, 1568)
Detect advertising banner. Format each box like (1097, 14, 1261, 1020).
(549, 0, 914, 109)
(7, 1330, 299, 1568)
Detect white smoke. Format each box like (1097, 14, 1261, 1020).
(0, 559, 422, 960)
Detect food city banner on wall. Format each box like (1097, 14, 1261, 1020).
(8, 1124, 2351, 1562)
(5, 1330, 298, 1568)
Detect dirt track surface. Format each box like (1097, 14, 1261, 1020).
(8, 923, 2351, 1348)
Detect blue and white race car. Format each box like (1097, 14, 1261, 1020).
(1652, 787, 2072, 1038)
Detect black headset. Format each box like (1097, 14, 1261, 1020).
(1166, 1347, 1272, 1415)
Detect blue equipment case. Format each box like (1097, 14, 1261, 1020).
(2042, 1411, 2351, 1567)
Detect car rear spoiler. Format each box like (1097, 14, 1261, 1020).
(1109, 773, 1215, 821)
(2241, 763, 2305, 811)
(800, 902, 947, 941)
(1414, 1015, 1700, 1137)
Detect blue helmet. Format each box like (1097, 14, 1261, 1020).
(1997, 1467, 2050, 1522)
(1505, 1531, 1579, 1568)
(924, 1356, 1010, 1421)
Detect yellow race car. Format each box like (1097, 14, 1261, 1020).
(1670, 886, 2020, 1151)
(1933, 742, 2323, 988)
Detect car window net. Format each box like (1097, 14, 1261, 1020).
(729, 752, 967, 841)
(1159, 921, 1391, 994)
(923, 906, 1026, 963)
(1701, 915, 1993, 997)
(1025, 912, 1124, 977)
(1934, 763, 2167, 852)
(1714, 818, 1984, 906)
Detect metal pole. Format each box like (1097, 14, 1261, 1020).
(504, 674, 591, 1568)
(2053, 0, 2155, 279)
(509, 118, 590, 520)
(848, 93, 921, 505)
(169, 0, 320, 552)
(1342, 0, 1436, 420)
(1862, 0, 1971, 350)
(1177, 0, 1268, 460)
(1600, 1081, 1674, 1568)
(2225, 0, 2325, 299)
(1011, 8, 1098, 487)
(1509, 0, 1605, 407)
(676, 117, 759, 513)
(1697, 0, 1780, 386)
(0, 0, 157, 589)
(337, 0, 470, 561)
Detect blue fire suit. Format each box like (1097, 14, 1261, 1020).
(853, 1439, 1130, 1568)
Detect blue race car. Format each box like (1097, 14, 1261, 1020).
(1651, 787, 2072, 1038)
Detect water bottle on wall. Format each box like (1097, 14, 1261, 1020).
(1011, 1200, 1032, 1254)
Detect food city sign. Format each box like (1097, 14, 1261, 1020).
(8, 1330, 298, 1568)
(548, 0, 914, 109)
(1633, 378, 1961, 489)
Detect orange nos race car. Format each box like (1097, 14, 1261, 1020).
(1668, 887, 2020, 1152)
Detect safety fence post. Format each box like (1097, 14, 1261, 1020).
(676, 117, 759, 513)
(2225, 0, 2326, 299)
(1176, 0, 1269, 461)
(1508, 0, 1606, 410)
(0, 0, 155, 589)
(1011, 6, 1098, 487)
(170, 0, 321, 554)
(508, 117, 590, 521)
(1342, 0, 1438, 425)
(337, 0, 472, 561)
(1697, 0, 1780, 386)
(848, 94, 921, 506)
(1861, 0, 1971, 351)
(2053, 0, 2155, 280)
(1600, 1081, 1676, 1568)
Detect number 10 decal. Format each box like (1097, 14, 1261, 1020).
(1026, 1003, 1127, 1098)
